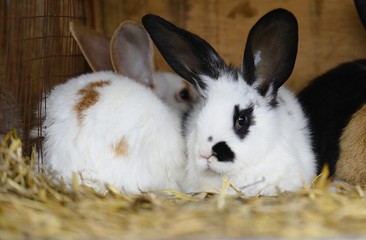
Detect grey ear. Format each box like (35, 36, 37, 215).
(69, 20, 113, 72)
(142, 14, 226, 91)
(110, 21, 154, 88)
(242, 9, 298, 96)
(355, 0, 366, 29)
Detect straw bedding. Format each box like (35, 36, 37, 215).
(0, 131, 366, 239)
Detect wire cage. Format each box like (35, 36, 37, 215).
(0, 0, 92, 161)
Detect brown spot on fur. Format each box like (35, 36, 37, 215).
(74, 80, 111, 124)
(113, 137, 129, 157)
(336, 105, 366, 186)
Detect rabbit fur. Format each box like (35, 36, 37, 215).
(142, 9, 316, 196)
(43, 71, 185, 194)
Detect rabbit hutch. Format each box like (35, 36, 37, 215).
(0, 0, 366, 239)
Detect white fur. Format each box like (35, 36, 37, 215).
(153, 71, 193, 115)
(254, 50, 262, 66)
(43, 71, 185, 194)
(182, 74, 316, 196)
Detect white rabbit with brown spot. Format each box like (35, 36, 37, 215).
(42, 21, 186, 195)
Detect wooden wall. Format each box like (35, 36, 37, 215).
(89, 0, 366, 92)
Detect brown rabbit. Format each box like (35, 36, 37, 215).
(335, 0, 366, 186)
(336, 105, 366, 186)
(298, 0, 366, 186)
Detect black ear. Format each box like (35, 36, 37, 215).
(355, 0, 366, 29)
(142, 14, 226, 91)
(242, 9, 298, 96)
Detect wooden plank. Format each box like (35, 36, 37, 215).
(92, 0, 366, 91)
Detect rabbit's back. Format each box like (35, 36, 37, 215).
(43, 71, 184, 194)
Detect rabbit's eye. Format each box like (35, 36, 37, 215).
(233, 105, 254, 139)
(176, 88, 191, 102)
(235, 114, 249, 129)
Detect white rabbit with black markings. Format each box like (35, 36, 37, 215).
(42, 21, 186, 195)
(142, 9, 316, 196)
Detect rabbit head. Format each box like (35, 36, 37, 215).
(70, 20, 196, 115)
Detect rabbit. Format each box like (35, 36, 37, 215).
(298, 0, 366, 185)
(70, 20, 196, 116)
(142, 9, 316, 196)
(37, 20, 194, 134)
(336, 104, 366, 186)
(43, 71, 185, 195)
(298, 60, 366, 177)
(336, 0, 366, 186)
(41, 21, 187, 195)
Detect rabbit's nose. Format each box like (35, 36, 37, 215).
(199, 149, 213, 161)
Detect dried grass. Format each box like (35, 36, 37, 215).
(1, 131, 366, 239)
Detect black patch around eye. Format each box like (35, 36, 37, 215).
(212, 141, 235, 162)
(233, 105, 255, 140)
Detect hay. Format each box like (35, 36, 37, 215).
(1, 131, 366, 239)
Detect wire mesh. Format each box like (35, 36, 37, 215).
(0, 0, 90, 161)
